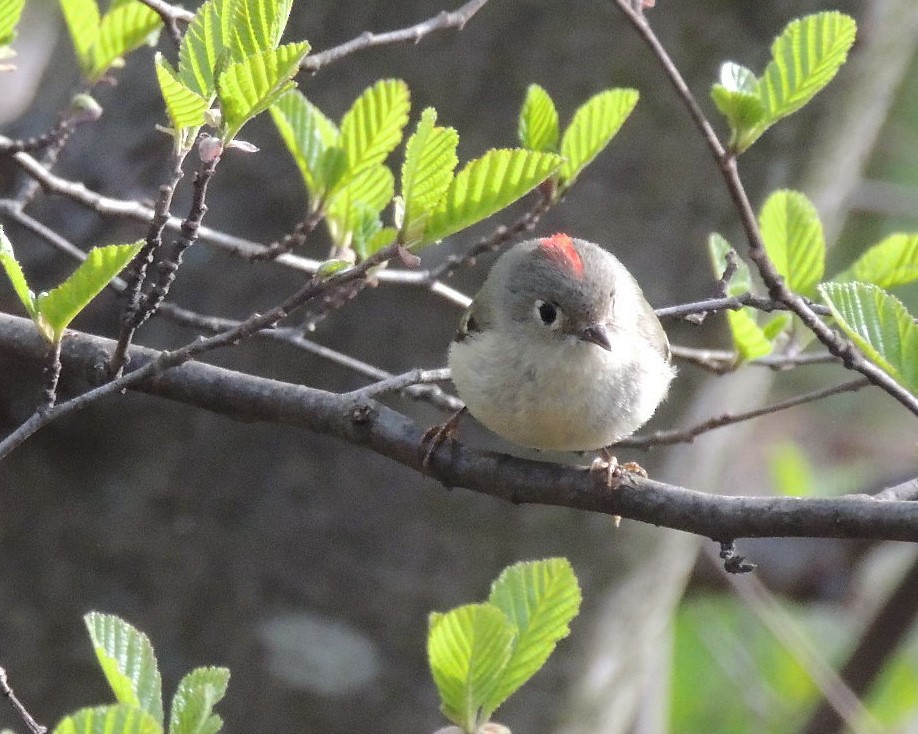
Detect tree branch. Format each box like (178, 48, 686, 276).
(0, 312, 915, 542)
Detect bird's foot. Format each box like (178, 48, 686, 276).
(590, 448, 647, 489)
(420, 407, 467, 473)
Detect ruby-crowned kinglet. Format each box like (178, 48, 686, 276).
(448, 233, 675, 452)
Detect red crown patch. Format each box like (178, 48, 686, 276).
(538, 233, 584, 277)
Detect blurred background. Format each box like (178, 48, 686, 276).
(1, 0, 917, 732)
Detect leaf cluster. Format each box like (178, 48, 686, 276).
(427, 558, 581, 733)
(0, 227, 140, 345)
(709, 192, 918, 393)
(51, 613, 229, 734)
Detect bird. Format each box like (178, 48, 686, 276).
(438, 233, 675, 479)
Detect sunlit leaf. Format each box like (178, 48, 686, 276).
(400, 108, 458, 244)
(339, 79, 410, 176)
(428, 603, 515, 732)
(559, 88, 638, 186)
(83, 612, 164, 725)
(156, 54, 209, 132)
(228, 0, 292, 61)
(423, 148, 562, 244)
(177, 0, 237, 98)
(35, 242, 142, 344)
(758, 12, 856, 125)
(0, 0, 26, 47)
(819, 281, 918, 393)
(217, 41, 310, 141)
(518, 84, 559, 153)
(52, 705, 161, 734)
(168, 667, 229, 734)
(759, 190, 825, 296)
(269, 89, 339, 198)
(711, 62, 765, 153)
(88, 0, 161, 81)
(484, 559, 581, 717)
(59, 0, 101, 71)
(0, 226, 37, 320)
(834, 233, 918, 290)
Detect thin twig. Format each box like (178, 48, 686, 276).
(136, 0, 188, 46)
(618, 378, 870, 448)
(0, 666, 46, 734)
(302, 0, 491, 73)
(612, 0, 918, 418)
(345, 368, 453, 400)
(655, 293, 830, 320)
(668, 344, 839, 374)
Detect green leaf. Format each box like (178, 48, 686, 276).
(559, 88, 638, 186)
(59, 0, 101, 71)
(359, 226, 397, 259)
(156, 55, 209, 132)
(400, 108, 458, 244)
(326, 165, 395, 249)
(423, 148, 562, 245)
(88, 0, 161, 81)
(338, 78, 410, 177)
(0, 226, 37, 320)
(428, 603, 515, 732)
(52, 705, 161, 734)
(762, 312, 792, 341)
(177, 0, 232, 98)
(270, 90, 339, 198)
(83, 612, 164, 725)
(217, 41, 310, 141)
(484, 558, 581, 717)
(819, 282, 918, 394)
(711, 62, 766, 153)
(758, 12, 857, 126)
(835, 233, 918, 290)
(0, 0, 26, 47)
(726, 308, 773, 361)
(35, 242, 142, 344)
(518, 84, 559, 153)
(228, 0, 292, 61)
(168, 667, 229, 734)
(758, 190, 825, 296)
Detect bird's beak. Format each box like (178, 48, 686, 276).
(579, 323, 612, 351)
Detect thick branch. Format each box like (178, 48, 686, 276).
(0, 312, 915, 542)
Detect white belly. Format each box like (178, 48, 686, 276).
(449, 332, 674, 451)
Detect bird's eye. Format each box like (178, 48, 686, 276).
(535, 300, 559, 327)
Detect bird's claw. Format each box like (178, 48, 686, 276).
(420, 407, 466, 473)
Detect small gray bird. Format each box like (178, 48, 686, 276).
(448, 233, 675, 453)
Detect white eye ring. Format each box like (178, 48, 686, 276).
(534, 300, 561, 329)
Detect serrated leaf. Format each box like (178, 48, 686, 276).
(52, 705, 161, 734)
(339, 79, 410, 178)
(217, 41, 310, 141)
(270, 90, 339, 198)
(0, 0, 26, 46)
(759, 190, 825, 296)
(0, 226, 37, 320)
(727, 308, 773, 361)
(35, 242, 142, 344)
(559, 88, 638, 186)
(168, 667, 229, 734)
(819, 282, 918, 393)
(519, 84, 559, 153)
(88, 0, 161, 81)
(177, 0, 237, 98)
(484, 559, 581, 717)
(758, 12, 856, 126)
(59, 0, 101, 71)
(710, 63, 765, 153)
(400, 108, 458, 244)
(428, 603, 515, 732)
(835, 233, 918, 290)
(83, 612, 164, 725)
(228, 0, 292, 61)
(326, 165, 395, 250)
(423, 148, 562, 245)
(156, 55, 209, 131)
